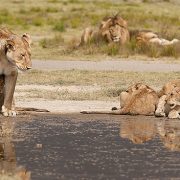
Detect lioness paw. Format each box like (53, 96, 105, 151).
(155, 110, 166, 117)
(168, 110, 180, 119)
(1, 105, 17, 117)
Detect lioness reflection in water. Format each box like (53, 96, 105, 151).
(120, 118, 156, 144)
(157, 120, 180, 151)
(0, 120, 30, 180)
(120, 118, 180, 151)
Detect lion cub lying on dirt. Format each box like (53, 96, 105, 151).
(81, 80, 180, 119)
(81, 83, 159, 116)
(155, 80, 180, 119)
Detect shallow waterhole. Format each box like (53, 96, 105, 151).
(0, 114, 180, 179)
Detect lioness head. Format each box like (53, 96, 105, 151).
(159, 80, 180, 97)
(5, 33, 32, 71)
(120, 83, 152, 108)
(166, 87, 180, 109)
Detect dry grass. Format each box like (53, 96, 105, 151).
(17, 69, 180, 88)
(16, 88, 120, 101)
(16, 69, 180, 100)
(0, 0, 179, 60)
(18, 70, 180, 88)
(68, 40, 180, 58)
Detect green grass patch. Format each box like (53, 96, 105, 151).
(53, 21, 66, 32)
(39, 34, 64, 48)
(0, 0, 179, 60)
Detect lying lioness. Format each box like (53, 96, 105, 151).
(81, 83, 159, 115)
(81, 14, 179, 47)
(81, 80, 180, 118)
(130, 30, 179, 46)
(155, 80, 180, 119)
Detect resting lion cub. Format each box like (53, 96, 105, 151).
(0, 28, 32, 116)
(81, 83, 159, 115)
(155, 80, 180, 118)
(155, 86, 180, 119)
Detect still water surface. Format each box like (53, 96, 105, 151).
(0, 114, 180, 179)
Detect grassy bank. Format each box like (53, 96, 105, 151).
(16, 70, 180, 101)
(0, 0, 179, 60)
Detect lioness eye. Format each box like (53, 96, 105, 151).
(21, 54, 25, 57)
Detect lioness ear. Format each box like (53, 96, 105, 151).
(6, 39, 15, 51)
(22, 33, 32, 46)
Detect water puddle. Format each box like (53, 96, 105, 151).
(0, 114, 180, 179)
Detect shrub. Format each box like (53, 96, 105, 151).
(53, 21, 66, 32)
(39, 34, 64, 48)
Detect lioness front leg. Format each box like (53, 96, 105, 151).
(168, 109, 180, 119)
(155, 95, 167, 117)
(2, 72, 18, 117)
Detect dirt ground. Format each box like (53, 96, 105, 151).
(33, 59, 180, 72)
(16, 99, 119, 113)
(15, 59, 180, 113)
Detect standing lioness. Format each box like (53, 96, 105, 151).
(0, 28, 32, 116)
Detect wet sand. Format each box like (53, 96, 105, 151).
(1, 113, 180, 179)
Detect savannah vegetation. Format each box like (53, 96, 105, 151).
(0, 0, 179, 60)
(0, 0, 180, 101)
(16, 70, 180, 101)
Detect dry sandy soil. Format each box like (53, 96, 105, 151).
(33, 59, 180, 72)
(15, 59, 180, 113)
(15, 84, 119, 113)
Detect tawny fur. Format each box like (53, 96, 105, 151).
(120, 119, 156, 144)
(157, 120, 180, 151)
(130, 29, 179, 46)
(0, 28, 32, 116)
(80, 15, 130, 45)
(155, 80, 180, 118)
(81, 83, 159, 116)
